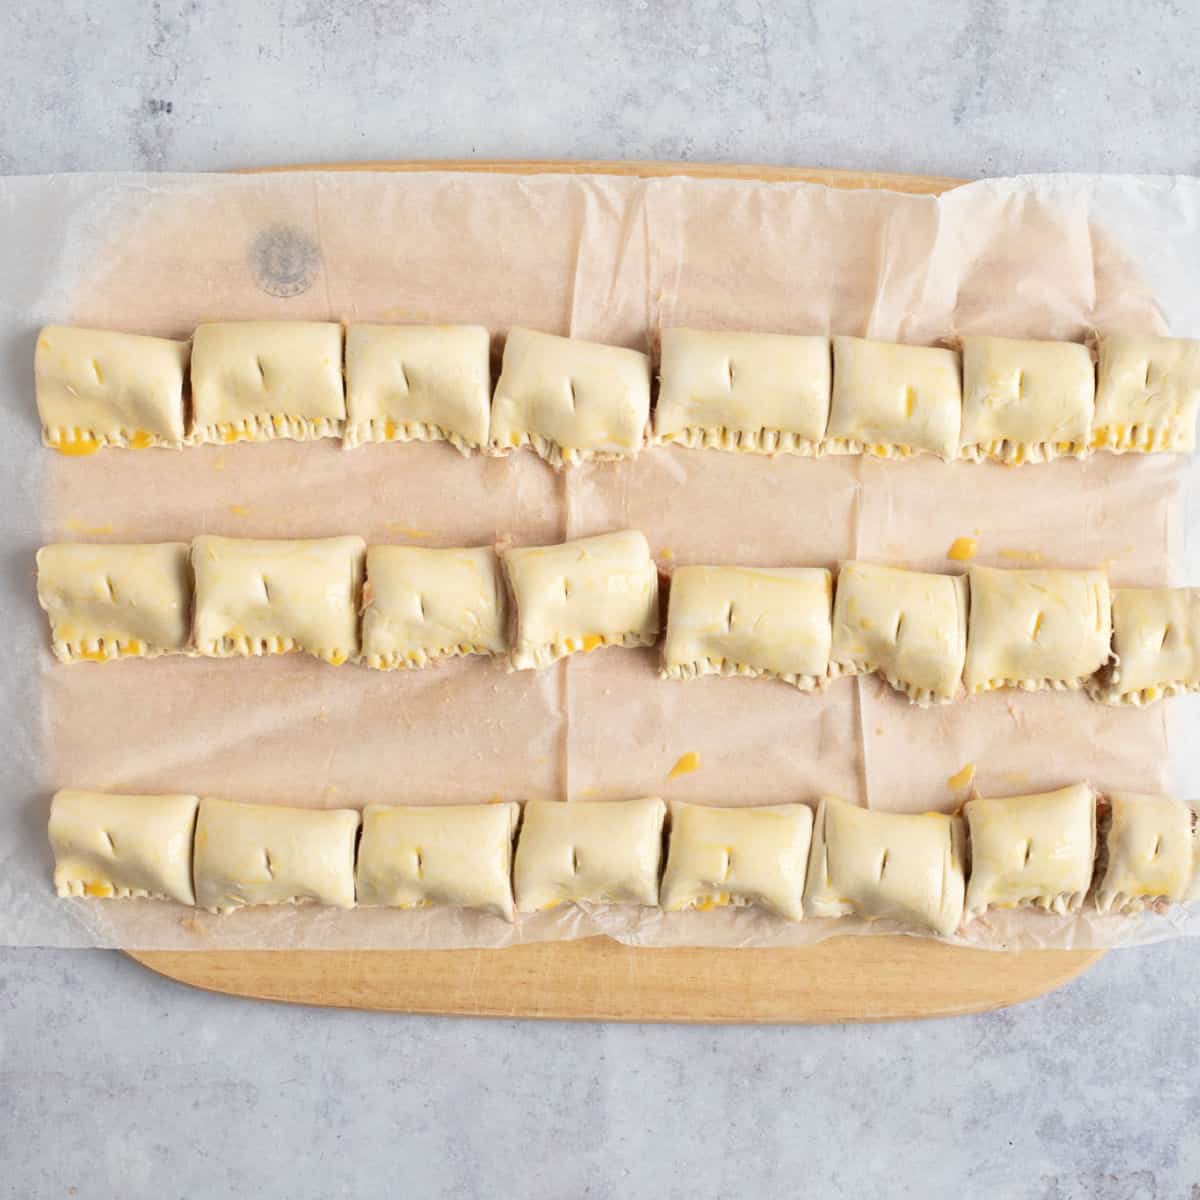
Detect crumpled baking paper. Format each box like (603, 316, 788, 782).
(0, 168, 1198, 950)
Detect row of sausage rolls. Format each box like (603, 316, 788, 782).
(50, 785, 1199, 933)
(35, 530, 1198, 707)
(37, 323, 1200, 466)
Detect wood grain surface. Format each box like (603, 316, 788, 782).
(130, 161, 1102, 1022)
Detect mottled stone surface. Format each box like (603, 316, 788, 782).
(3, 2, 1200, 1196)
(1, 1, 1198, 177)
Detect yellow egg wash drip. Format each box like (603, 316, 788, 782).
(946, 536, 977, 562)
(668, 751, 700, 781)
(55, 437, 100, 457)
(229, 505, 250, 516)
(947, 762, 976, 790)
(128, 430, 155, 449)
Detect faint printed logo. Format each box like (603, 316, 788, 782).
(249, 225, 320, 298)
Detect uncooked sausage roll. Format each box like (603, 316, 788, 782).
(361, 544, 507, 669)
(660, 801, 813, 920)
(1094, 792, 1197, 914)
(191, 535, 365, 665)
(662, 564, 831, 690)
(959, 335, 1095, 464)
(830, 561, 968, 704)
(803, 796, 965, 936)
(36, 542, 192, 663)
(654, 328, 831, 454)
(963, 566, 1111, 694)
(1092, 332, 1200, 454)
(36, 325, 189, 454)
(502, 530, 659, 670)
(192, 796, 359, 913)
(512, 798, 666, 912)
(489, 328, 651, 466)
(189, 321, 345, 444)
(824, 336, 961, 460)
(343, 323, 491, 453)
(1088, 587, 1200, 706)
(356, 802, 519, 920)
(49, 789, 199, 905)
(963, 783, 1096, 921)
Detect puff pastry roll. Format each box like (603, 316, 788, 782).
(963, 566, 1111, 694)
(803, 797, 965, 936)
(49, 789, 199, 905)
(653, 328, 830, 454)
(344, 323, 491, 453)
(189, 321, 345, 444)
(191, 535, 365, 665)
(489, 328, 651, 466)
(661, 564, 831, 689)
(660, 801, 814, 920)
(356, 802, 519, 920)
(36, 542, 191, 663)
(824, 337, 961, 460)
(1088, 587, 1200, 706)
(36, 325, 189, 454)
(959, 335, 1095, 464)
(513, 798, 666, 912)
(830, 562, 968, 704)
(503, 530, 659, 670)
(1095, 792, 1196, 914)
(361, 545, 507, 670)
(963, 783, 1096, 921)
(192, 796, 359, 913)
(1093, 332, 1200, 454)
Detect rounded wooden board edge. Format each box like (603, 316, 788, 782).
(244, 158, 967, 194)
(127, 937, 1104, 1023)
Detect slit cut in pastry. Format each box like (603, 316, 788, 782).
(512, 798, 667, 912)
(963, 565, 1111, 693)
(343, 323, 491, 453)
(361, 545, 507, 670)
(824, 337, 961, 460)
(36, 325, 190, 453)
(661, 564, 831, 690)
(830, 561, 968, 704)
(192, 796, 359, 913)
(963, 783, 1096, 921)
(1088, 587, 1200, 706)
(1094, 792, 1197, 914)
(1092, 332, 1200, 453)
(489, 328, 651, 466)
(36, 542, 192, 663)
(958, 335, 1095, 464)
(191, 535, 365, 665)
(502, 529, 659, 671)
(356, 802, 519, 920)
(189, 321, 345, 444)
(653, 328, 831, 454)
(660, 801, 814, 920)
(803, 796, 965, 936)
(49, 789, 199, 905)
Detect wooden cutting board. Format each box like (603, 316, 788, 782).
(129, 161, 1103, 1021)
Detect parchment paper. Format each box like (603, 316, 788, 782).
(2, 169, 1199, 951)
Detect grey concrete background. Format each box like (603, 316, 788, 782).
(3, 2, 1200, 1197)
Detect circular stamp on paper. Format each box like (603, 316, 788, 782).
(249, 225, 320, 298)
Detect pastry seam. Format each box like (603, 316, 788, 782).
(661, 656, 827, 691)
(188, 412, 344, 445)
(343, 417, 481, 455)
(958, 437, 1089, 465)
(652, 425, 820, 456)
